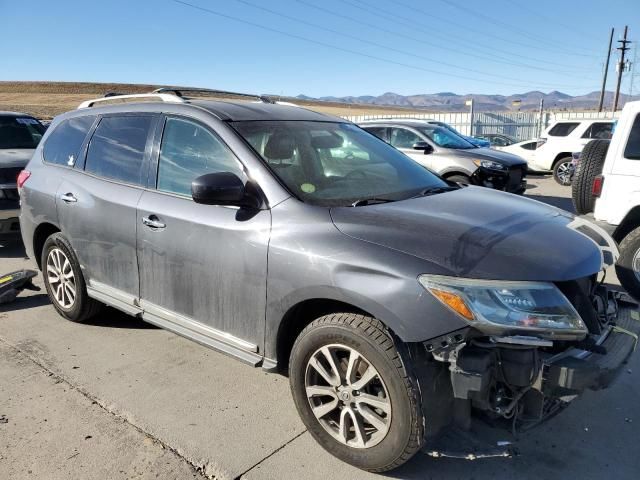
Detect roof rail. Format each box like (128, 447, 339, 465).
(152, 87, 275, 104)
(77, 93, 186, 109)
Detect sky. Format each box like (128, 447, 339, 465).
(1, 0, 639, 97)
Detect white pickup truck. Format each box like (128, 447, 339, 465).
(572, 100, 640, 299)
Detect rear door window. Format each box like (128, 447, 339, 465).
(363, 127, 389, 142)
(624, 114, 640, 160)
(85, 116, 153, 185)
(547, 122, 580, 137)
(390, 128, 422, 149)
(156, 117, 244, 197)
(43, 116, 95, 166)
(0, 115, 46, 149)
(582, 122, 613, 139)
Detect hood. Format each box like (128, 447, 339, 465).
(331, 187, 604, 282)
(451, 147, 527, 167)
(0, 149, 34, 168)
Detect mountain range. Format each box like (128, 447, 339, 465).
(296, 90, 639, 112)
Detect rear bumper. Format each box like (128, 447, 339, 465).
(544, 303, 639, 395)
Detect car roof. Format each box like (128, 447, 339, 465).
(64, 98, 346, 124)
(358, 118, 437, 126)
(0, 111, 37, 118)
(190, 100, 344, 122)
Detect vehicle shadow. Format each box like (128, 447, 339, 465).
(83, 306, 159, 330)
(0, 236, 27, 258)
(0, 293, 50, 312)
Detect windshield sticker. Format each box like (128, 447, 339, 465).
(16, 118, 40, 125)
(300, 183, 316, 193)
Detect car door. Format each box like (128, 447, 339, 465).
(57, 113, 157, 308)
(136, 115, 270, 358)
(389, 127, 433, 170)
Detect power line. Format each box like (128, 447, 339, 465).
(435, 0, 601, 58)
(343, 0, 598, 71)
(170, 0, 597, 91)
(231, 0, 590, 85)
(300, 0, 596, 73)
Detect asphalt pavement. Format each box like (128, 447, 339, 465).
(1, 176, 638, 480)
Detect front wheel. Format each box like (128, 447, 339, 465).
(553, 157, 573, 185)
(616, 227, 640, 302)
(446, 174, 471, 186)
(289, 314, 423, 472)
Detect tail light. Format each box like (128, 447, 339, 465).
(17, 170, 31, 188)
(592, 175, 604, 197)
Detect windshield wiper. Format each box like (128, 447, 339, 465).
(410, 186, 459, 199)
(351, 197, 395, 207)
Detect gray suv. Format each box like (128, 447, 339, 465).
(19, 89, 639, 472)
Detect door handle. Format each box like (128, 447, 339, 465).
(142, 215, 166, 229)
(60, 193, 77, 203)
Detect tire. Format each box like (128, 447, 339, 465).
(572, 140, 609, 214)
(616, 226, 640, 302)
(446, 174, 470, 185)
(41, 233, 102, 322)
(289, 313, 423, 472)
(552, 156, 573, 186)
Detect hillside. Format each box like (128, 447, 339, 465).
(0, 81, 431, 119)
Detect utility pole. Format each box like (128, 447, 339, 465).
(598, 28, 614, 112)
(537, 97, 544, 137)
(613, 25, 631, 112)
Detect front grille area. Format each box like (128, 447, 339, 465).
(0, 167, 22, 185)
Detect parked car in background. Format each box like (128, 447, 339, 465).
(476, 133, 518, 147)
(526, 119, 614, 185)
(360, 119, 527, 194)
(494, 138, 540, 164)
(0, 111, 45, 234)
(572, 101, 640, 301)
(19, 89, 637, 472)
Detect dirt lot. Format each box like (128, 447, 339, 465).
(0, 176, 638, 480)
(0, 81, 428, 120)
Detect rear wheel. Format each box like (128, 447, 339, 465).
(616, 227, 640, 302)
(289, 313, 423, 472)
(572, 140, 609, 214)
(41, 233, 102, 322)
(552, 156, 573, 185)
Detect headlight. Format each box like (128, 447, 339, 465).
(472, 159, 507, 171)
(419, 275, 587, 340)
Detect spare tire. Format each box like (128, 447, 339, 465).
(572, 139, 609, 214)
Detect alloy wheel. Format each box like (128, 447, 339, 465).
(556, 161, 573, 185)
(633, 247, 640, 283)
(46, 247, 76, 309)
(305, 344, 391, 448)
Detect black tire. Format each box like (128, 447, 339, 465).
(616, 227, 640, 302)
(289, 313, 423, 472)
(41, 233, 102, 322)
(552, 156, 573, 186)
(446, 174, 470, 185)
(572, 140, 609, 214)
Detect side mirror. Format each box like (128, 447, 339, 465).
(412, 141, 433, 154)
(191, 172, 260, 208)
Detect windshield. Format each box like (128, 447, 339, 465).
(416, 125, 476, 149)
(231, 121, 447, 207)
(0, 116, 45, 149)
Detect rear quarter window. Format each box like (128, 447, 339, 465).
(624, 114, 640, 160)
(85, 116, 153, 185)
(547, 122, 580, 137)
(0, 115, 46, 149)
(43, 116, 96, 166)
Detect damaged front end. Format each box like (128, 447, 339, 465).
(411, 274, 639, 449)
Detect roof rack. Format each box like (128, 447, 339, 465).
(152, 87, 275, 104)
(77, 93, 186, 109)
